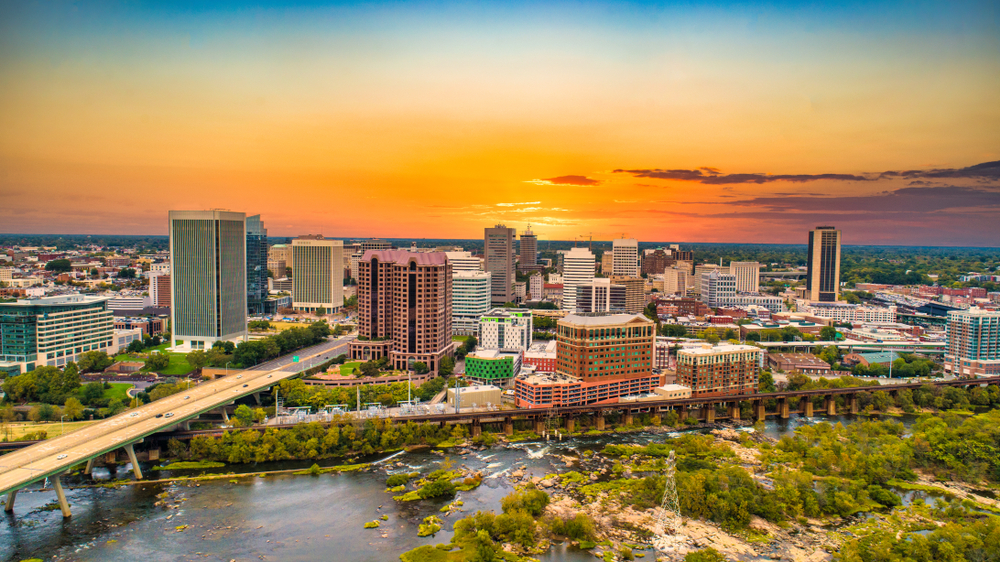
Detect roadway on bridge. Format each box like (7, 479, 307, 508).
(0, 336, 352, 498)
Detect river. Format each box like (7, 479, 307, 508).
(0, 412, 925, 562)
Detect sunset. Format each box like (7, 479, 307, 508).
(2, 1, 997, 245)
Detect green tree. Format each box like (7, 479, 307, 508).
(44, 259, 72, 273)
(233, 404, 255, 427)
(439, 356, 455, 377)
(820, 325, 838, 341)
(759, 370, 776, 393)
(186, 350, 209, 370)
(118, 268, 137, 279)
(80, 382, 106, 406)
(316, 307, 327, 316)
(127, 339, 146, 353)
(145, 352, 171, 372)
(78, 351, 113, 373)
(62, 397, 85, 421)
(413, 361, 430, 374)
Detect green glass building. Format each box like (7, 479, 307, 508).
(169, 210, 248, 349)
(0, 295, 114, 375)
(464, 349, 522, 388)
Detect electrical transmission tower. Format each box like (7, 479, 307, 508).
(655, 450, 680, 536)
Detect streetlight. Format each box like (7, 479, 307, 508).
(226, 361, 232, 375)
(60, 415, 66, 435)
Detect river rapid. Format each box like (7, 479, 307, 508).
(0, 413, 922, 562)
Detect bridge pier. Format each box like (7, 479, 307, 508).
(252, 392, 261, 405)
(595, 415, 605, 431)
(565, 417, 575, 433)
(804, 400, 813, 418)
(849, 394, 858, 415)
(727, 403, 740, 420)
(623, 412, 634, 426)
(703, 405, 715, 423)
(471, 421, 481, 438)
(84, 458, 95, 476)
(504, 418, 513, 436)
(779, 398, 790, 419)
(4, 490, 16, 513)
(124, 443, 143, 479)
(220, 408, 230, 423)
(52, 474, 71, 518)
(825, 396, 836, 415)
(678, 406, 688, 422)
(754, 400, 766, 421)
(534, 419, 545, 435)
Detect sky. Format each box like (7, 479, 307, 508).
(1, 1, 998, 246)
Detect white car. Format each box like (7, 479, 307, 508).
(164, 412, 174, 418)
(57, 454, 68, 460)
(129, 412, 140, 418)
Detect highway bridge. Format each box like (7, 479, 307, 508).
(0, 336, 351, 517)
(754, 340, 946, 355)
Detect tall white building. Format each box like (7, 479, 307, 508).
(445, 251, 483, 272)
(729, 261, 760, 293)
(612, 238, 639, 277)
(479, 308, 532, 351)
(452, 270, 491, 335)
(562, 247, 595, 313)
(700, 270, 737, 308)
(529, 273, 543, 301)
(292, 236, 344, 314)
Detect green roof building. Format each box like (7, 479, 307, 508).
(464, 349, 522, 389)
(0, 295, 114, 375)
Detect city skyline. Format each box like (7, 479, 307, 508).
(1, 1, 998, 246)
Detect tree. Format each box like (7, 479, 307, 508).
(145, 352, 171, 372)
(316, 307, 327, 316)
(127, 339, 146, 353)
(759, 371, 776, 393)
(44, 259, 72, 273)
(819, 326, 838, 341)
(63, 397, 85, 421)
(81, 382, 106, 406)
(78, 351, 113, 373)
(439, 356, 455, 377)
(89, 268, 99, 277)
(413, 361, 429, 375)
(118, 268, 137, 279)
(233, 404, 255, 427)
(684, 548, 727, 562)
(186, 350, 209, 370)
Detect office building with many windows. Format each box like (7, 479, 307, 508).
(246, 215, 269, 315)
(292, 236, 344, 314)
(676, 344, 762, 397)
(945, 308, 1000, 377)
(561, 247, 595, 313)
(0, 295, 114, 375)
(479, 308, 532, 351)
(452, 270, 491, 336)
(485, 225, 516, 304)
(612, 238, 640, 277)
(169, 210, 248, 349)
(807, 226, 841, 302)
(729, 261, 760, 293)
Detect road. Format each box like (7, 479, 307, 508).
(0, 336, 352, 499)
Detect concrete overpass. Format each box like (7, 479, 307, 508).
(754, 340, 946, 355)
(0, 336, 351, 517)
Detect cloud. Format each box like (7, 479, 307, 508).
(496, 201, 541, 207)
(526, 175, 601, 187)
(614, 168, 871, 184)
(613, 160, 1000, 186)
(706, 185, 1000, 214)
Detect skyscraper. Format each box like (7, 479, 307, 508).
(246, 215, 268, 315)
(562, 247, 595, 313)
(612, 238, 640, 277)
(169, 210, 247, 349)
(807, 226, 842, 302)
(519, 226, 537, 267)
(452, 270, 491, 335)
(349, 250, 453, 373)
(485, 224, 516, 304)
(292, 235, 344, 314)
(729, 261, 760, 293)
(944, 308, 1000, 377)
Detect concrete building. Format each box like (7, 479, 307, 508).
(350, 239, 394, 280)
(524, 339, 557, 372)
(575, 279, 626, 313)
(349, 250, 453, 373)
(609, 276, 645, 314)
(169, 210, 248, 349)
(766, 353, 833, 375)
(148, 272, 171, 308)
(515, 313, 659, 408)
(444, 251, 483, 272)
(676, 344, 762, 397)
(944, 307, 1000, 377)
(452, 270, 491, 336)
(519, 227, 537, 268)
(447, 384, 502, 409)
(612, 238, 640, 277)
(246, 215, 269, 315)
(641, 249, 675, 275)
(292, 236, 344, 314)
(807, 226, 842, 302)
(801, 302, 896, 323)
(268, 244, 292, 271)
(716, 294, 787, 314)
(485, 225, 516, 304)
(0, 295, 115, 374)
(529, 273, 543, 301)
(562, 247, 595, 313)
(464, 349, 523, 388)
(479, 308, 532, 351)
(729, 262, 760, 293)
(0, 268, 13, 282)
(108, 296, 151, 313)
(600, 251, 613, 275)
(700, 270, 737, 308)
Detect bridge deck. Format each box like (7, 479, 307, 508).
(0, 339, 349, 496)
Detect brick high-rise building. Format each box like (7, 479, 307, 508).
(556, 313, 655, 381)
(676, 344, 761, 397)
(349, 250, 454, 373)
(149, 272, 171, 308)
(641, 249, 675, 275)
(519, 226, 537, 267)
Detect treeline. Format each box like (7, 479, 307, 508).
(170, 418, 474, 462)
(780, 376, 1000, 414)
(276, 377, 447, 411)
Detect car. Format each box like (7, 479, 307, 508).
(236, 374, 243, 379)
(267, 374, 272, 378)
(164, 413, 174, 418)
(183, 396, 190, 400)
(129, 412, 140, 417)
(57, 454, 68, 460)
(243, 384, 249, 388)
(155, 413, 163, 418)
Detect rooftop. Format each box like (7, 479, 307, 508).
(680, 343, 760, 356)
(6, 294, 111, 307)
(361, 249, 448, 266)
(560, 313, 652, 327)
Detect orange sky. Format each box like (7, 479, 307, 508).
(1, 2, 998, 245)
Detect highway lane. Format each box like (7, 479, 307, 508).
(0, 337, 352, 498)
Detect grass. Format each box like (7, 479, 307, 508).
(451, 335, 470, 343)
(3, 420, 98, 440)
(152, 461, 225, 471)
(104, 382, 134, 402)
(339, 361, 363, 376)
